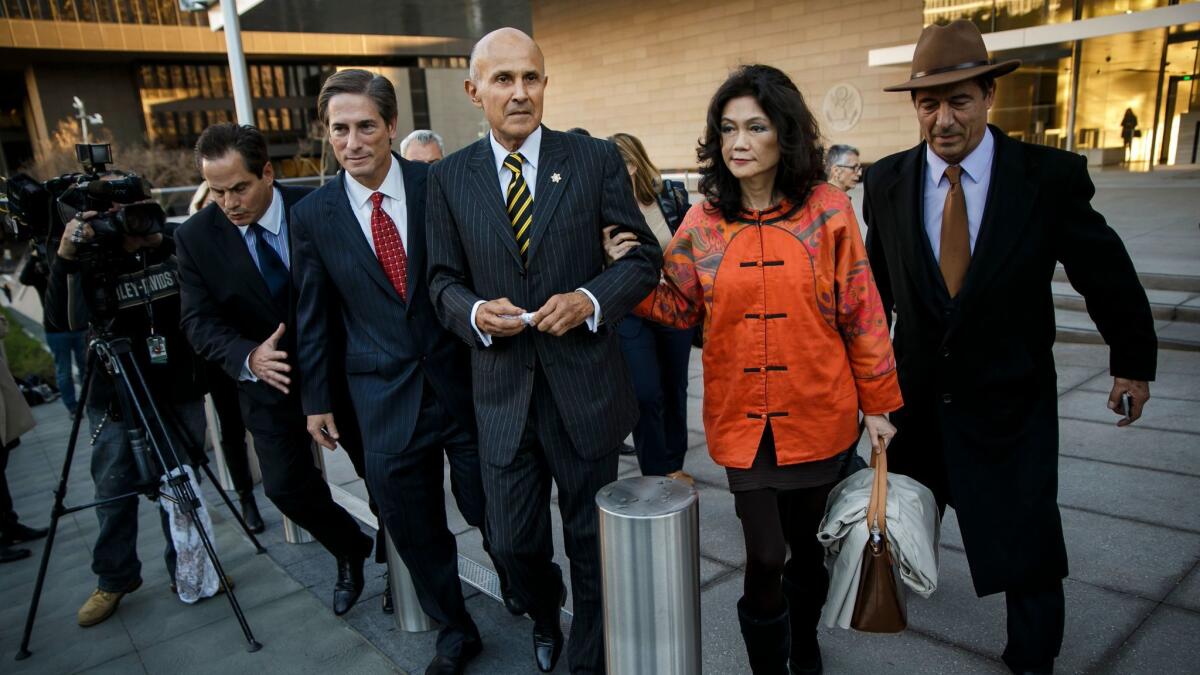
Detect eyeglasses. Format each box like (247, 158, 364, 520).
(835, 164, 863, 173)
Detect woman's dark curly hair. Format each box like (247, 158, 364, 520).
(697, 65, 826, 222)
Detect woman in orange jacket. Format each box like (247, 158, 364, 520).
(609, 65, 903, 674)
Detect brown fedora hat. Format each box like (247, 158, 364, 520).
(884, 19, 1021, 92)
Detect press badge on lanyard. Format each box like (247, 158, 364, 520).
(147, 334, 168, 365)
(136, 253, 170, 365)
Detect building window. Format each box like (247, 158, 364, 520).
(418, 57, 469, 69)
(0, 0, 208, 26)
(136, 61, 329, 174)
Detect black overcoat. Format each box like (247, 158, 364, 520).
(862, 126, 1157, 596)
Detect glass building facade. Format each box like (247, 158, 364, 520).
(0, 0, 208, 26)
(923, 0, 1200, 166)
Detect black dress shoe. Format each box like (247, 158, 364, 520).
(333, 553, 366, 616)
(1, 522, 47, 546)
(532, 622, 563, 673)
(425, 637, 482, 675)
(237, 491, 265, 534)
(0, 544, 31, 563)
(382, 570, 394, 614)
(532, 581, 566, 672)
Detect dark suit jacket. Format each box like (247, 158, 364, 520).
(863, 126, 1157, 596)
(291, 155, 473, 454)
(175, 183, 362, 450)
(426, 127, 663, 466)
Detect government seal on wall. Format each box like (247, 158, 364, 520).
(822, 83, 862, 132)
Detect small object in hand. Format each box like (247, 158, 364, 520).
(499, 312, 536, 326)
(1120, 392, 1133, 421)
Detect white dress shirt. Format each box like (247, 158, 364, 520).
(923, 126, 994, 262)
(470, 128, 601, 346)
(344, 154, 408, 253)
(238, 187, 287, 382)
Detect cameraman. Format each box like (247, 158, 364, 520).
(50, 207, 209, 628)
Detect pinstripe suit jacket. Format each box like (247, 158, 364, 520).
(426, 127, 663, 466)
(291, 155, 473, 454)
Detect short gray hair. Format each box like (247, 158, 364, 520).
(826, 144, 859, 170)
(400, 129, 444, 156)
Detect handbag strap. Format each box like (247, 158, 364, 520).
(865, 439, 890, 542)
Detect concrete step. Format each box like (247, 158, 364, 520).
(1056, 307, 1200, 352)
(1052, 281, 1200, 323)
(1054, 266, 1200, 294)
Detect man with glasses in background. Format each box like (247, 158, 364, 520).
(825, 144, 863, 194)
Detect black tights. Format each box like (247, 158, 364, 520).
(734, 481, 835, 618)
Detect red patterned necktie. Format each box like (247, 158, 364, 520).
(369, 191, 408, 302)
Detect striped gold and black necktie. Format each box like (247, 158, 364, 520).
(504, 152, 533, 262)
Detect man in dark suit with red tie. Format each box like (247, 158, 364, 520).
(175, 123, 373, 617)
(290, 69, 498, 675)
(863, 21, 1157, 674)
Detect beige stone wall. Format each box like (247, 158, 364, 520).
(425, 68, 489, 154)
(531, 0, 925, 169)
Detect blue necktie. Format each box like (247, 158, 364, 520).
(249, 223, 289, 301)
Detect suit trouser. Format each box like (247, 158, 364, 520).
(365, 380, 480, 658)
(246, 412, 370, 559)
(481, 366, 619, 675)
(889, 431, 1064, 673)
(207, 367, 252, 494)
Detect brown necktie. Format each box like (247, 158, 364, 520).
(940, 165, 970, 297)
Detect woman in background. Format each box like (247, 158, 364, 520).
(605, 132, 694, 484)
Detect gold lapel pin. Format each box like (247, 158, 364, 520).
(551, 172, 562, 183)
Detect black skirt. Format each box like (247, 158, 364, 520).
(726, 421, 851, 493)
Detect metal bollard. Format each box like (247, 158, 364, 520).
(204, 395, 261, 492)
(383, 529, 438, 632)
(283, 441, 326, 544)
(597, 476, 701, 675)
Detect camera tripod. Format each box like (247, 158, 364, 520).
(15, 331, 267, 660)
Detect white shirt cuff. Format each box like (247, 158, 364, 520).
(240, 354, 258, 382)
(470, 299, 493, 347)
(576, 287, 601, 332)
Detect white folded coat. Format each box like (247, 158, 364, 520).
(817, 466, 941, 629)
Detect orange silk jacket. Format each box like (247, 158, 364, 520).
(634, 184, 902, 469)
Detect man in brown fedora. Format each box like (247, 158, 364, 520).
(862, 19, 1158, 674)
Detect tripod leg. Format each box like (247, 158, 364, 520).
(133, 375, 266, 554)
(111, 346, 262, 651)
(182, 483, 262, 651)
(16, 354, 97, 660)
(198, 461, 267, 554)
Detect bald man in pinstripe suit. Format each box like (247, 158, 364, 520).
(426, 28, 662, 675)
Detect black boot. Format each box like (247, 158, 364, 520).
(0, 544, 30, 563)
(782, 574, 825, 675)
(737, 597, 791, 675)
(237, 490, 265, 534)
(0, 521, 48, 546)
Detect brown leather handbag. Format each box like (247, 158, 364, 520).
(850, 443, 907, 633)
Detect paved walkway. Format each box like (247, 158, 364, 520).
(0, 406, 397, 674)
